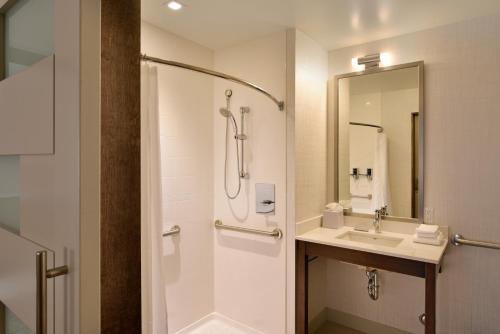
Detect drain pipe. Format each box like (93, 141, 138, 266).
(366, 268, 379, 300)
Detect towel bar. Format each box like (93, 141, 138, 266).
(350, 193, 373, 200)
(163, 225, 181, 237)
(451, 234, 500, 250)
(214, 220, 283, 239)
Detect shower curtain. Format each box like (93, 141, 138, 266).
(141, 64, 169, 334)
(371, 132, 392, 213)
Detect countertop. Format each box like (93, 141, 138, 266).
(296, 225, 448, 264)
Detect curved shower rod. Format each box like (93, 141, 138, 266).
(140, 54, 285, 111)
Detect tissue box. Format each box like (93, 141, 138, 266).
(323, 209, 344, 229)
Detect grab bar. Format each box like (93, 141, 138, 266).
(350, 193, 373, 200)
(214, 220, 283, 239)
(451, 234, 500, 250)
(163, 225, 181, 237)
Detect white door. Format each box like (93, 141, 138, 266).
(0, 0, 77, 333)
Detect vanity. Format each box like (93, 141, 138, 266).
(296, 58, 448, 333)
(295, 219, 447, 334)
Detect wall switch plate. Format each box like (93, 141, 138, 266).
(424, 207, 434, 224)
(256, 183, 275, 215)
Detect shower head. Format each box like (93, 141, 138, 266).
(219, 108, 238, 133)
(219, 108, 233, 118)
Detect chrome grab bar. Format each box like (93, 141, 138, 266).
(451, 234, 500, 250)
(350, 193, 372, 200)
(162, 225, 181, 237)
(214, 220, 283, 240)
(36, 251, 69, 334)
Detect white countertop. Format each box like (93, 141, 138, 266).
(296, 225, 448, 264)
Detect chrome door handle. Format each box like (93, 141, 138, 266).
(36, 251, 69, 334)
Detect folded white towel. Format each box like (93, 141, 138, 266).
(413, 231, 444, 246)
(325, 202, 343, 212)
(416, 224, 439, 234)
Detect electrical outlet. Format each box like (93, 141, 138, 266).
(424, 207, 434, 224)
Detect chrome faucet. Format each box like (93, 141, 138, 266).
(373, 205, 387, 233)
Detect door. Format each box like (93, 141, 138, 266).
(0, 0, 75, 333)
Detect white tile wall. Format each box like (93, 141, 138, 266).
(141, 21, 215, 333)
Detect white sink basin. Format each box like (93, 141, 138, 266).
(336, 231, 404, 248)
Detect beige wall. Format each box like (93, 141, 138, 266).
(326, 14, 500, 333)
(294, 30, 329, 223)
(141, 21, 215, 333)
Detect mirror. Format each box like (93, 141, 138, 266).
(330, 62, 423, 221)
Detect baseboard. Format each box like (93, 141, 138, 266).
(308, 308, 328, 333)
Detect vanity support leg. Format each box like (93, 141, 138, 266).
(296, 241, 308, 334)
(425, 263, 436, 334)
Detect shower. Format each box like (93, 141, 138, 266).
(220, 89, 249, 199)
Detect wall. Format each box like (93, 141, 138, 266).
(213, 31, 287, 334)
(327, 14, 500, 333)
(291, 30, 329, 331)
(141, 21, 215, 333)
(80, 0, 101, 331)
(294, 30, 329, 223)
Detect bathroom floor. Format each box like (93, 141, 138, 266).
(315, 322, 365, 334)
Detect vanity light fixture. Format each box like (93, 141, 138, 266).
(356, 53, 381, 68)
(165, 1, 183, 10)
(353, 52, 392, 69)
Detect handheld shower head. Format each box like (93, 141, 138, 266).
(219, 108, 238, 133)
(219, 108, 233, 118)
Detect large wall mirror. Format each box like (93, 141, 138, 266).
(329, 61, 424, 221)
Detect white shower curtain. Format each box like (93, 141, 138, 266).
(371, 132, 392, 213)
(141, 64, 169, 334)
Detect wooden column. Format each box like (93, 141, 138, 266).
(425, 263, 437, 334)
(296, 241, 308, 334)
(101, 0, 141, 333)
(0, 302, 5, 334)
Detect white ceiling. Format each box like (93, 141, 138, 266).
(142, 0, 500, 51)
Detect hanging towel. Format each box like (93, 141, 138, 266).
(371, 132, 391, 213)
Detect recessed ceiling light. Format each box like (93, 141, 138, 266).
(166, 1, 183, 11)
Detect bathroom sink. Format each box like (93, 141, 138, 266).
(336, 231, 404, 248)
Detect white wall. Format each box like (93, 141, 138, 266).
(327, 14, 500, 333)
(294, 30, 329, 223)
(213, 31, 287, 334)
(291, 30, 329, 331)
(141, 21, 215, 333)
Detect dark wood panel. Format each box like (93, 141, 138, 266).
(296, 241, 309, 334)
(305, 241, 426, 278)
(101, 0, 141, 333)
(425, 263, 437, 334)
(0, 302, 5, 334)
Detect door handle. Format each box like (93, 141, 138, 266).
(36, 251, 69, 334)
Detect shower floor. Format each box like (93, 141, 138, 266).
(175, 313, 263, 334)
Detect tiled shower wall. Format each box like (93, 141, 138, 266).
(141, 21, 215, 333)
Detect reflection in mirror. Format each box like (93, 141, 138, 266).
(2, 0, 54, 78)
(0, 301, 33, 334)
(334, 63, 423, 220)
(0, 156, 20, 234)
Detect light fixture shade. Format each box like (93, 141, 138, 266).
(357, 53, 381, 68)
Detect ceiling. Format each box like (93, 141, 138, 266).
(142, 0, 500, 51)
